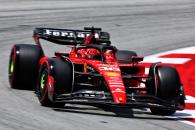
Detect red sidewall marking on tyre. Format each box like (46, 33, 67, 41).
(142, 46, 195, 127)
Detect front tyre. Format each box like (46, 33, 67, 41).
(37, 64, 52, 106)
(148, 66, 183, 115)
(36, 58, 73, 107)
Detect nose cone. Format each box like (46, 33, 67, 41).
(103, 73, 127, 104)
(94, 63, 127, 104)
(112, 91, 127, 104)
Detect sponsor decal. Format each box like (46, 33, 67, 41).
(112, 88, 125, 93)
(44, 29, 74, 37)
(83, 63, 87, 73)
(98, 64, 120, 71)
(107, 79, 124, 88)
(105, 72, 120, 77)
(44, 29, 99, 38)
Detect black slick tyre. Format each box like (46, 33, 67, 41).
(149, 66, 181, 115)
(36, 58, 73, 107)
(8, 44, 43, 89)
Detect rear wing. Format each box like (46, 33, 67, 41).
(33, 27, 110, 45)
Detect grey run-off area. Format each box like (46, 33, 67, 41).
(0, 0, 195, 130)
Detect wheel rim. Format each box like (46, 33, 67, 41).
(9, 54, 15, 82)
(39, 70, 47, 95)
(10, 57, 14, 73)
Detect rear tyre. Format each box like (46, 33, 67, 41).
(36, 58, 73, 107)
(8, 44, 43, 89)
(116, 50, 137, 63)
(149, 66, 181, 115)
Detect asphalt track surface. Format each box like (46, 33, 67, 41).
(0, 0, 195, 130)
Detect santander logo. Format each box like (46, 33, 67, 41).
(142, 46, 195, 126)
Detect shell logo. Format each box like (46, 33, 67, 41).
(105, 72, 120, 77)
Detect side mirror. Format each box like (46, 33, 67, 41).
(131, 56, 144, 63)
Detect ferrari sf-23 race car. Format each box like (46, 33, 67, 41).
(8, 27, 185, 115)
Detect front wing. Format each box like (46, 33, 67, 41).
(54, 90, 184, 110)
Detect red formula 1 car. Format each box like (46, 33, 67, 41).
(8, 27, 185, 115)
